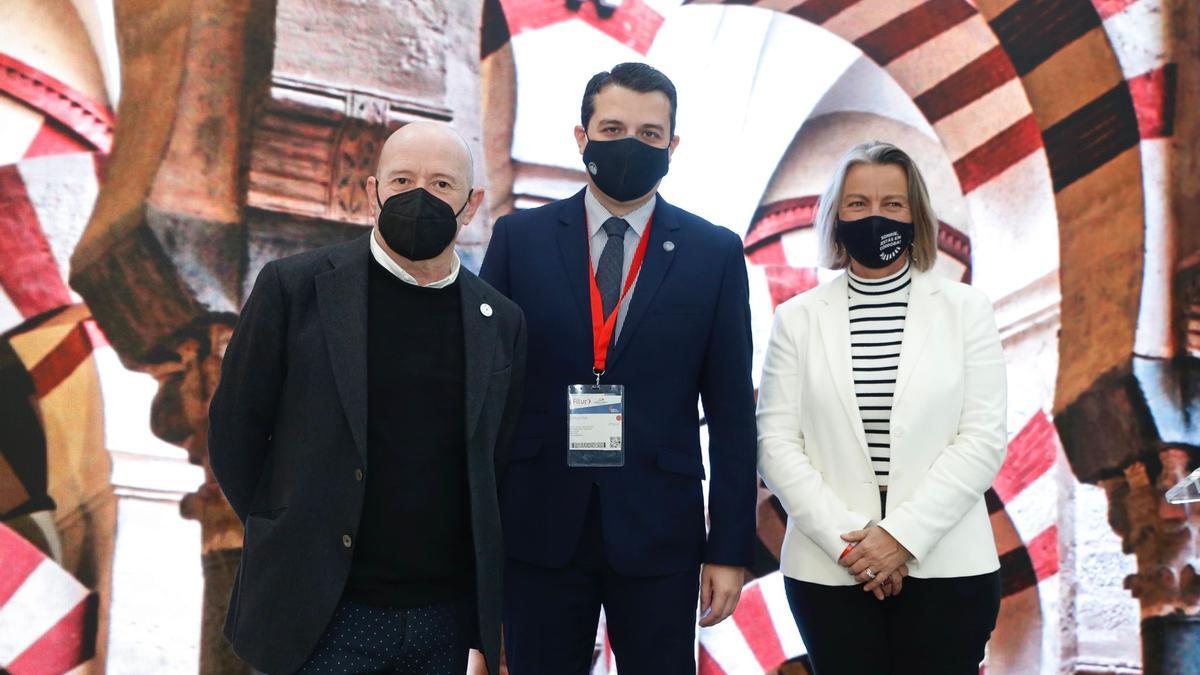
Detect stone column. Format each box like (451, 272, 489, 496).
(162, 326, 244, 674)
(1057, 357, 1200, 674)
(1100, 451, 1200, 673)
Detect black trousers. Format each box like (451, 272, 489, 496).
(785, 570, 1001, 675)
(503, 489, 701, 675)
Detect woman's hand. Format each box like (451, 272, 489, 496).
(839, 526, 912, 594)
(881, 564, 908, 599)
(865, 563, 908, 600)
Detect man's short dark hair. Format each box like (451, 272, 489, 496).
(581, 62, 678, 136)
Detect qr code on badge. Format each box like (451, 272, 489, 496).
(609, 436, 621, 449)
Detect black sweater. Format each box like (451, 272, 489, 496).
(345, 258, 472, 607)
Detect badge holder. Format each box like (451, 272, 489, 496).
(567, 370, 625, 468)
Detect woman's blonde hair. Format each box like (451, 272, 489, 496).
(814, 141, 939, 271)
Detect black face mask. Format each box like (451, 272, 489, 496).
(582, 136, 670, 202)
(376, 186, 470, 261)
(836, 215, 914, 269)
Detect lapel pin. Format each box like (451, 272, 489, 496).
(480, 303, 493, 317)
(663, 241, 675, 252)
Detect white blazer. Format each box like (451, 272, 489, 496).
(757, 269, 1007, 585)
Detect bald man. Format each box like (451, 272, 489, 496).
(209, 122, 525, 675)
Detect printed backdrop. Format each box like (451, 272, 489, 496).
(2, 0, 1194, 673)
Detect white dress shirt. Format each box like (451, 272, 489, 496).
(584, 187, 656, 340)
(370, 228, 461, 288)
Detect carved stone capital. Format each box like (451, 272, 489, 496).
(1101, 451, 1200, 618)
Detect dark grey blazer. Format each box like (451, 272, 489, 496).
(208, 233, 525, 675)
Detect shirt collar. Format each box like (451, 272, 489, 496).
(584, 186, 656, 239)
(369, 229, 461, 288)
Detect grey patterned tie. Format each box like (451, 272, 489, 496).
(596, 217, 630, 318)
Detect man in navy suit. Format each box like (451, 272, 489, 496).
(480, 62, 757, 674)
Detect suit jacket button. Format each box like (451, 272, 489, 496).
(342, 534, 353, 548)
(355, 469, 364, 481)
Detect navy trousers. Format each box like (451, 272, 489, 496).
(503, 490, 701, 675)
(784, 571, 1001, 675)
(288, 598, 469, 675)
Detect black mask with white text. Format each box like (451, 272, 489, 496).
(835, 215, 914, 269)
(582, 136, 670, 203)
(376, 187, 470, 261)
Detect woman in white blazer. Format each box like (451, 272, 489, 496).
(757, 141, 1007, 675)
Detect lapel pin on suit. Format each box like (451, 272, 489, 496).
(663, 241, 675, 252)
(480, 303, 493, 317)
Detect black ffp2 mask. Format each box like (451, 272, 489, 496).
(376, 187, 470, 261)
(582, 136, 670, 202)
(836, 215, 914, 269)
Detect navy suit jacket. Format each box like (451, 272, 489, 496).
(480, 189, 757, 575)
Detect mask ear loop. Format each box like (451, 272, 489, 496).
(454, 189, 474, 218)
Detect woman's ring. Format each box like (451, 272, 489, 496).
(865, 568, 876, 580)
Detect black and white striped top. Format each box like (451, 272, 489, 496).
(847, 261, 912, 488)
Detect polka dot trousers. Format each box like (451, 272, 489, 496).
(294, 598, 468, 674)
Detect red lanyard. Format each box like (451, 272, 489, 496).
(586, 211, 654, 380)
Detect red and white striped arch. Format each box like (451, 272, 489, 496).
(0, 521, 99, 674)
(0, 53, 112, 334)
(0, 53, 113, 161)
